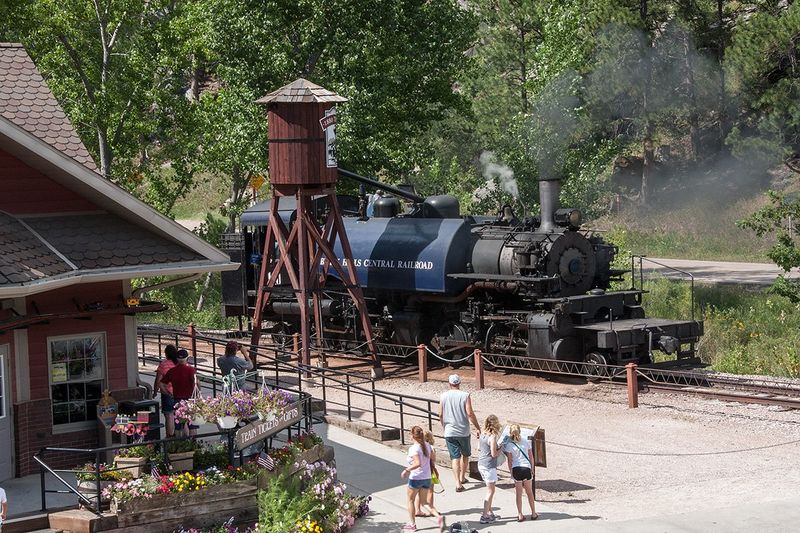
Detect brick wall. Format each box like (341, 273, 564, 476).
(14, 387, 143, 476)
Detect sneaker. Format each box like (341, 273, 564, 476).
(489, 512, 499, 521)
(479, 514, 492, 524)
(402, 524, 417, 531)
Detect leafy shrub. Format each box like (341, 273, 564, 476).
(166, 439, 200, 454)
(117, 445, 157, 460)
(637, 278, 800, 377)
(75, 463, 133, 482)
(194, 444, 230, 471)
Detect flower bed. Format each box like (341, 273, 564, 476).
(79, 432, 368, 533)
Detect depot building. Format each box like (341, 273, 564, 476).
(0, 43, 237, 480)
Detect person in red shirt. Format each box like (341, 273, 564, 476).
(161, 349, 199, 436)
(153, 344, 178, 437)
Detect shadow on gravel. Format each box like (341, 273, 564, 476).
(538, 479, 595, 492)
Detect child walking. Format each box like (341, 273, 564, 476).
(415, 430, 439, 517)
(401, 426, 445, 532)
(477, 414, 502, 524)
(504, 424, 538, 521)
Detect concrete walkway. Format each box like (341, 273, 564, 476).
(320, 424, 800, 533)
(319, 424, 575, 532)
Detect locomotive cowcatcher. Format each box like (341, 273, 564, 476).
(221, 171, 703, 369)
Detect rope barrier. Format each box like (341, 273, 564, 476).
(424, 345, 475, 363)
(547, 438, 800, 457)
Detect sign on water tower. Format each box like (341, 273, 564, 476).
(320, 107, 337, 168)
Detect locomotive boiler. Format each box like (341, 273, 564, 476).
(221, 171, 703, 369)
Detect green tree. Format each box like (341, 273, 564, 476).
(3, 0, 178, 183)
(725, 2, 800, 172)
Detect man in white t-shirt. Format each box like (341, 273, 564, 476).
(0, 486, 7, 531)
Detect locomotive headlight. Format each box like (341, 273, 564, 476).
(554, 208, 583, 230)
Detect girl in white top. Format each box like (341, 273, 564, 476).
(400, 426, 445, 532)
(503, 424, 538, 521)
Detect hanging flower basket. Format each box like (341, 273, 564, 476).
(217, 415, 238, 429)
(192, 414, 206, 426)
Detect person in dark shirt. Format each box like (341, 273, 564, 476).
(161, 349, 199, 436)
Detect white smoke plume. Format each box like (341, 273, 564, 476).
(479, 150, 519, 198)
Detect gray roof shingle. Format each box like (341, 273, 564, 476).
(0, 211, 73, 285)
(24, 214, 205, 270)
(0, 43, 98, 171)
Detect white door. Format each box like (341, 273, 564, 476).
(0, 344, 13, 481)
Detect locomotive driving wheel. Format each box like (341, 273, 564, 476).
(584, 351, 609, 382)
(270, 322, 294, 349)
(431, 322, 473, 366)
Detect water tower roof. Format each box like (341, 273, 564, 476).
(256, 78, 347, 104)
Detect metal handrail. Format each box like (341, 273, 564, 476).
(632, 254, 696, 321)
(137, 326, 442, 445)
(35, 382, 314, 514)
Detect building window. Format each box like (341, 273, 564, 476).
(49, 334, 105, 426)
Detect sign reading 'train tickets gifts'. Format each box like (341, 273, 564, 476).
(235, 399, 304, 450)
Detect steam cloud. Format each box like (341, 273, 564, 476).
(479, 150, 519, 198)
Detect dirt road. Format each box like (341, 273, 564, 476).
(641, 257, 798, 286)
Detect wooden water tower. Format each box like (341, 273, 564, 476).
(249, 79, 381, 374)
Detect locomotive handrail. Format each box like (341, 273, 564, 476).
(632, 255, 696, 321)
(338, 168, 425, 203)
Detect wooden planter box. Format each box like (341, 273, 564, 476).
(111, 479, 258, 531)
(113, 457, 147, 478)
(50, 446, 337, 533)
(168, 451, 194, 472)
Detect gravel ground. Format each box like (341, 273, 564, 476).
(303, 363, 800, 523)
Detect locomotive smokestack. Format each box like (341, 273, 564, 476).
(538, 178, 560, 232)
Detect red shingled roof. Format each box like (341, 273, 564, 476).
(256, 78, 348, 104)
(0, 43, 98, 171)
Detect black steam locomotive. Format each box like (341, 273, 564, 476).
(221, 171, 702, 368)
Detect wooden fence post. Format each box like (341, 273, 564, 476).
(626, 363, 639, 408)
(474, 349, 484, 390)
(187, 323, 197, 360)
(417, 344, 427, 383)
(292, 333, 300, 361)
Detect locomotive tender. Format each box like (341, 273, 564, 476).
(221, 171, 703, 368)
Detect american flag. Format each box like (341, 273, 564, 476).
(151, 464, 161, 481)
(257, 453, 275, 471)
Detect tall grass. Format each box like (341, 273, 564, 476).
(640, 279, 800, 377)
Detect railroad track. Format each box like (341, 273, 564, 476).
(138, 326, 800, 410)
(300, 342, 800, 410)
(638, 372, 800, 410)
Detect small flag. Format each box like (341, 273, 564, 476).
(151, 464, 161, 481)
(257, 453, 274, 470)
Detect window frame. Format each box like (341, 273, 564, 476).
(47, 332, 107, 433)
(0, 350, 6, 420)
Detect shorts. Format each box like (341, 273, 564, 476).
(161, 393, 176, 414)
(408, 478, 432, 490)
(512, 466, 532, 481)
(478, 466, 497, 483)
(445, 436, 471, 459)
